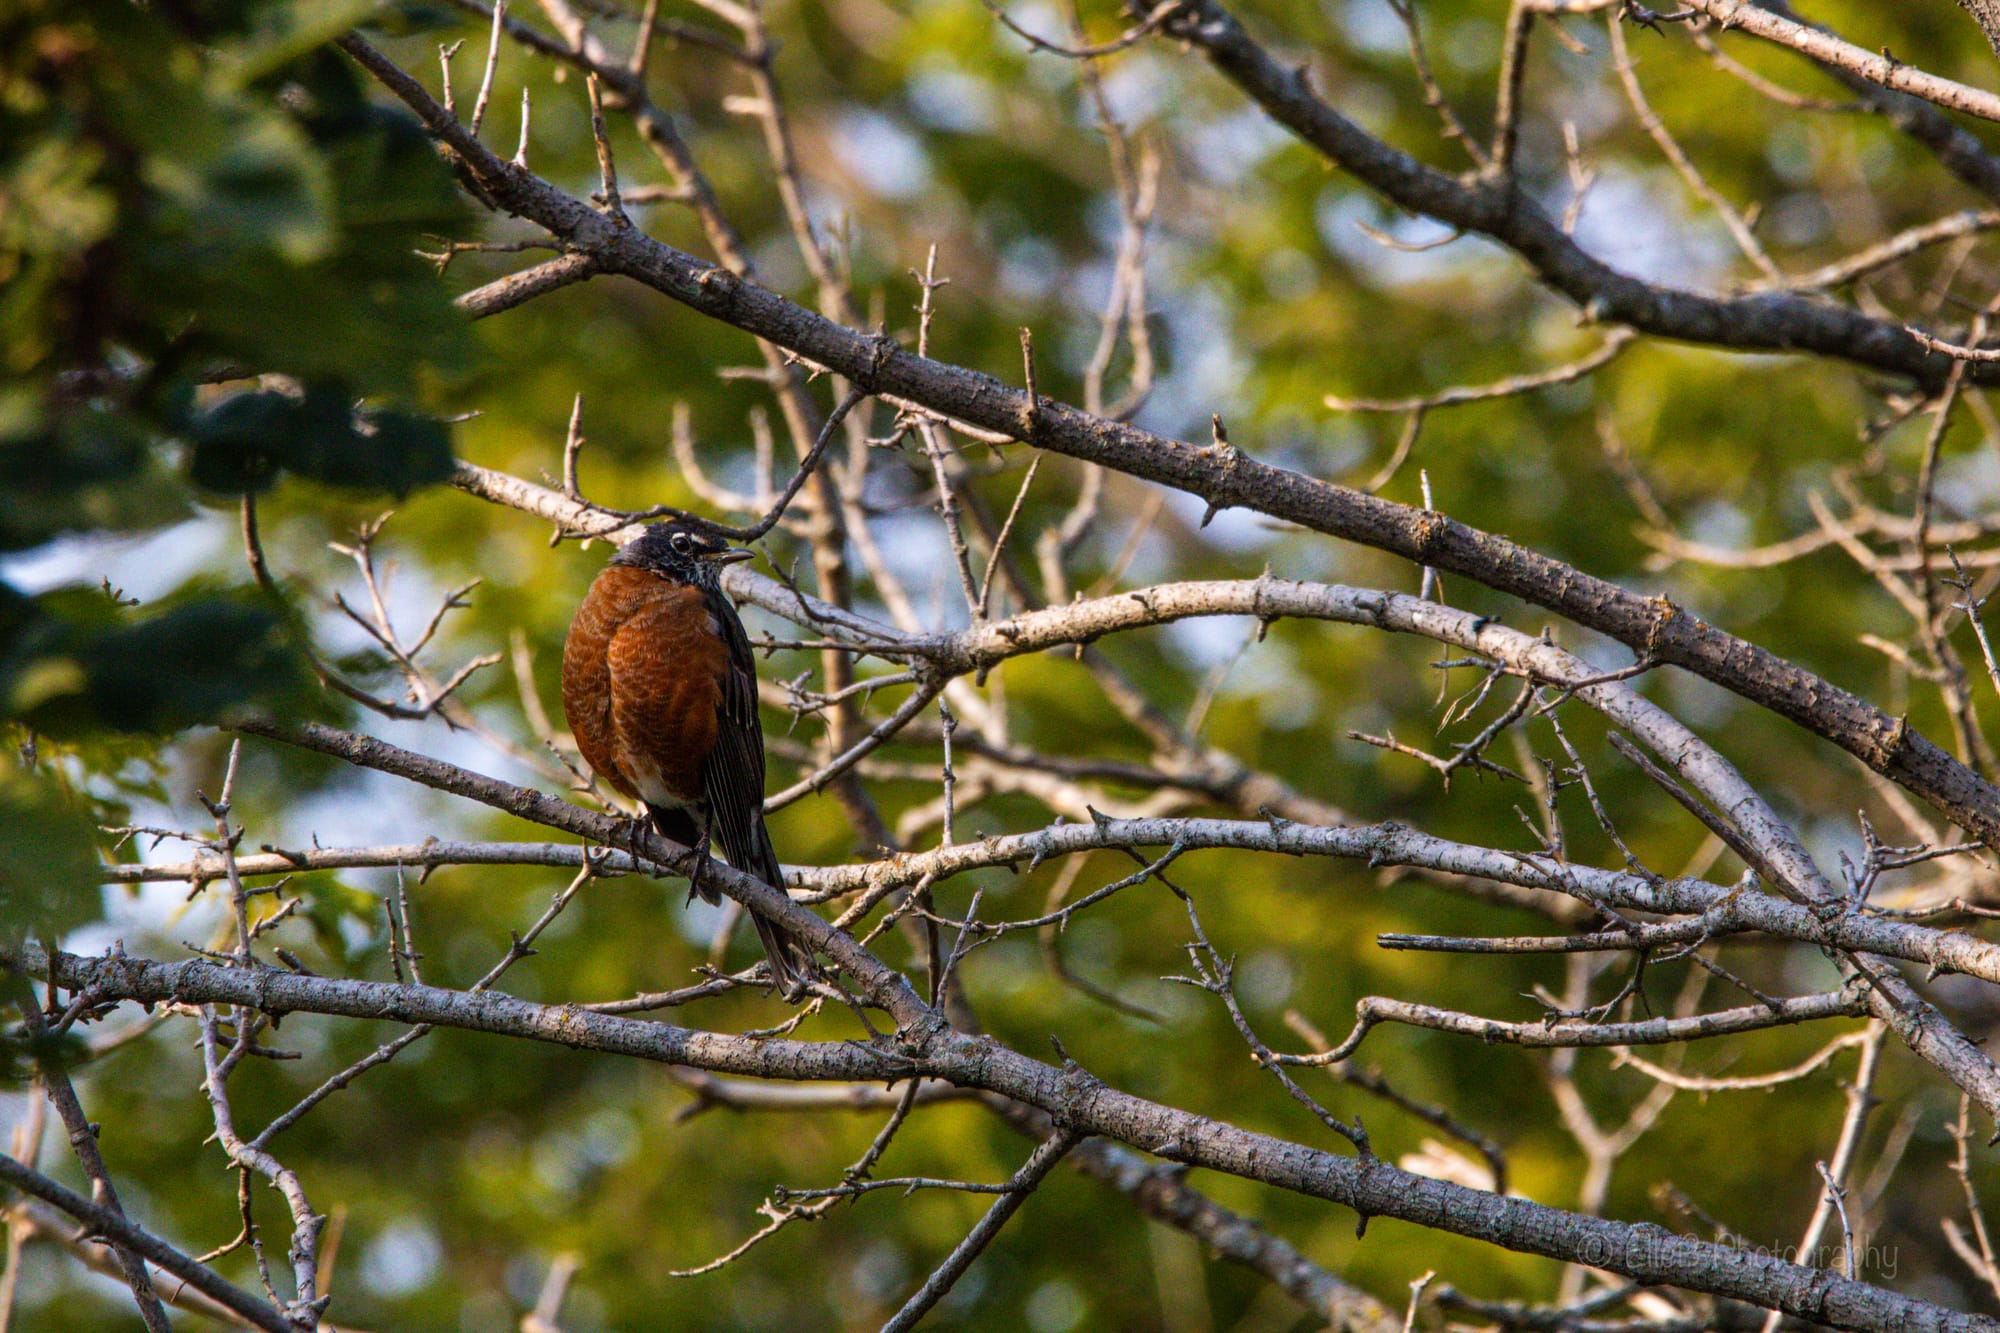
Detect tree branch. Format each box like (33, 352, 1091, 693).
(0, 1152, 295, 1333)
(335, 29, 2000, 850)
(23, 945, 1995, 1333)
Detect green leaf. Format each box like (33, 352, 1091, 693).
(2, 585, 326, 737)
(185, 383, 455, 496)
(139, 96, 336, 265)
(217, 0, 392, 89)
(4, 1, 470, 389)
(0, 402, 191, 551)
(0, 767, 105, 947)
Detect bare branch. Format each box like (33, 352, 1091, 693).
(877, 1129, 1083, 1333)
(1304, 988, 1869, 1061)
(335, 28, 2000, 847)
(1681, 0, 2000, 124)
(28, 944, 1991, 1333)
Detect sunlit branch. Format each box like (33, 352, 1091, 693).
(22, 945, 1991, 1333)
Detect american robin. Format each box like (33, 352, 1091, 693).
(561, 518, 816, 1000)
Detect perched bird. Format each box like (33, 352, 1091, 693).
(561, 519, 816, 1000)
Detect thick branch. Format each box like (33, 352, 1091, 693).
(0, 1152, 294, 1333)
(334, 35, 2000, 850)
(1150, 0, 1987, 381)
(230, 717, 932, 1027)
(27, 946, 1996, 1333)
(314, 431, 2000, 1112)
(1679, 0, 2000, 121)
(101, 816, 2000, 986)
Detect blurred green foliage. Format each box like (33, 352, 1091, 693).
(1, 0, 472, 942)
(10, 1, 2000, 1331)
(0, 768, 106, 948)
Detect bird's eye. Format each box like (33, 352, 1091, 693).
(670, 533, 692, 554)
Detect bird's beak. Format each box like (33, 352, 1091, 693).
(713, 548, 755, 566)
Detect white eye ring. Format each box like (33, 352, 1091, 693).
(670, 532, 693, 554)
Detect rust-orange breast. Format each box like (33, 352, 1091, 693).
(561, 566, 729, 810)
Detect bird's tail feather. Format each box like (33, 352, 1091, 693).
(750, 909, 816, 1002)
(662, 803, 815, 1001)
(742, 819, 817, 1001)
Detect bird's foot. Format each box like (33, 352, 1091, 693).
(623, 815, 660, 874)
(684, 830, 716, 905)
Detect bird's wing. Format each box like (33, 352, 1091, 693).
(698, 584, 785, 888)
(698, 580, 818, 1000)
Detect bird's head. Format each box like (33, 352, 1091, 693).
(611, 519, 754, 588)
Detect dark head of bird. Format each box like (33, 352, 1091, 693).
(611, 519, 753, 589)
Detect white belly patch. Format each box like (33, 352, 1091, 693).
(625, 757, 688, 810)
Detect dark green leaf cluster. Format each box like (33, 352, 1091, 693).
(2, 0, 471, 403)
(0, 768, 106, 948)
(1, 0, 472, 720)
(0, 0, 473, 946)
(182, 384, 454, 496)
(1, 582, 320, 738)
